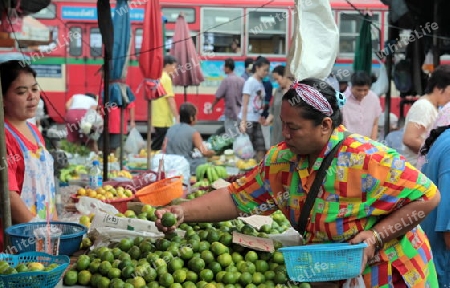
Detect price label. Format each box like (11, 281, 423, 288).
(232, 231, 274, 252)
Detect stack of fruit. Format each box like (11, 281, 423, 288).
(195, 164, 228, 185)
(59, 165, 88, 183)
(0, 261, 60, 275)
(236, 159, 257, 171)
(64, 210, 307, 288)
(108, 170, 133, 179)
(74, 185, 134, 202)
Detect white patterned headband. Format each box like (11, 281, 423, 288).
(290, 81, 334, 116)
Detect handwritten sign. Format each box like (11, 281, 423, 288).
(238, 215, 273, 230)
(232, 231, 274, 253)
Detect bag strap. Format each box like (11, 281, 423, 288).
(297, 131, 351, 236)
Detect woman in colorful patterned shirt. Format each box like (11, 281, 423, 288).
(156, 78, 441, 287)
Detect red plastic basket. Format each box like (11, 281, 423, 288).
(136, 176, 183, 206)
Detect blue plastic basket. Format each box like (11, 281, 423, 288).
(0, 251, 70, 288)
(279, 243, 367, 282)
(5, 222, 87, 256)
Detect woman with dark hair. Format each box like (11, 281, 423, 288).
(239, 56, 270, 161)
(2, 60, 58, 251)
(157, 78, 440, 287)
(163, 102, 215, 173)
(419, 102, 450, 287)
(403, 64, 450, 166)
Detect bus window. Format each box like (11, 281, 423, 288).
(201, 8, 243, 55)
(162, 8, 195, 23)
(338, 12, 381, 56)
(247, 9, 288, 56)
(69, 27, 82, 57)
(90, 28, 102, 57)
(135, 28, 143, 55)
(165, 31, 197, 53)
(31, 3, 56, 19)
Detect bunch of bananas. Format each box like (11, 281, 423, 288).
(195, 164, 228, 184)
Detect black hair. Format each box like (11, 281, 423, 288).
(371, 73, 378, 84)
(0, 60, 36, 95)
(224, 58, 235, 71)
(272, 65, 286, 77)
(251, 56, 270, 73)
(179, 102, 197, 124)
(244, 57, 254, 69)
(282, 78, 343, 128)
(351, 71, 372, 87)
(420, 125, 450, 156)
(424, 64, 450, 94)
(85, 92, 97, 99)
(164, 55, 177, 66)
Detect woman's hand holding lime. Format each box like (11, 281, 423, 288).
(155, 206, 184, 233)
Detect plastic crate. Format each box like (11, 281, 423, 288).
(5, 222, 87, 256)
(279, 243, 367, 282)
(0, 251, 69, 288)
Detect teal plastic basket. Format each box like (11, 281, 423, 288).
(5, 222, 87, 256)
(279, 243, 367, 282)
(0, 252, 70, 288)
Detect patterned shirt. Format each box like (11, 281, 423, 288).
(230, 125, 438, 287)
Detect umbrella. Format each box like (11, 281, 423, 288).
(139, 0, 166, 168)
(110, 0, 135, 170)
(353, 14, 373, 76)
(170, 13, 204, 102)
(97, 0, 114, 179)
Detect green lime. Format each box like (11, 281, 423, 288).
(161, 213, 177, 227)
(63, 270, 78, 286)
(15, 263, 28, 273)
(245, 251, 258, 263)
(186, 270, 198, 282)
(77, 270, 91, 285)
(77, 255, 91, 271)
(118, 239, 133, 252)
(159, 272, 175, 287)
(121, 266, 135, 279)
(108, 267, 122, 279)
(199, 269, 214, 282)
(173, 269, 187, 283)
(180, 246, 194, 260)
(97, 276, 111, 288)
(98, 261, 112, 276)
(239, 271, 252, 285)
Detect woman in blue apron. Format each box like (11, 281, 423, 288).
(1, 60, 56, 251)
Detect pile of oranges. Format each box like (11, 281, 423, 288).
(76, 185, 133, 201)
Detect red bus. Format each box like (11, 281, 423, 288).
(6, 0, 398, 133)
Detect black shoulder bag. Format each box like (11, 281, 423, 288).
(296, 132, 351, 237)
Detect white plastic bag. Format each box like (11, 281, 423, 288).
(150, 154, 190, 185)
(75, 196, 119, 216)
(233, 134, 254, 159)
(80, 108, 104, 140)
(343, 276, 366, 288)
(372, 58, 389, 96)
(291, 0, 339, 80)
(125, 128, 145, 155)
